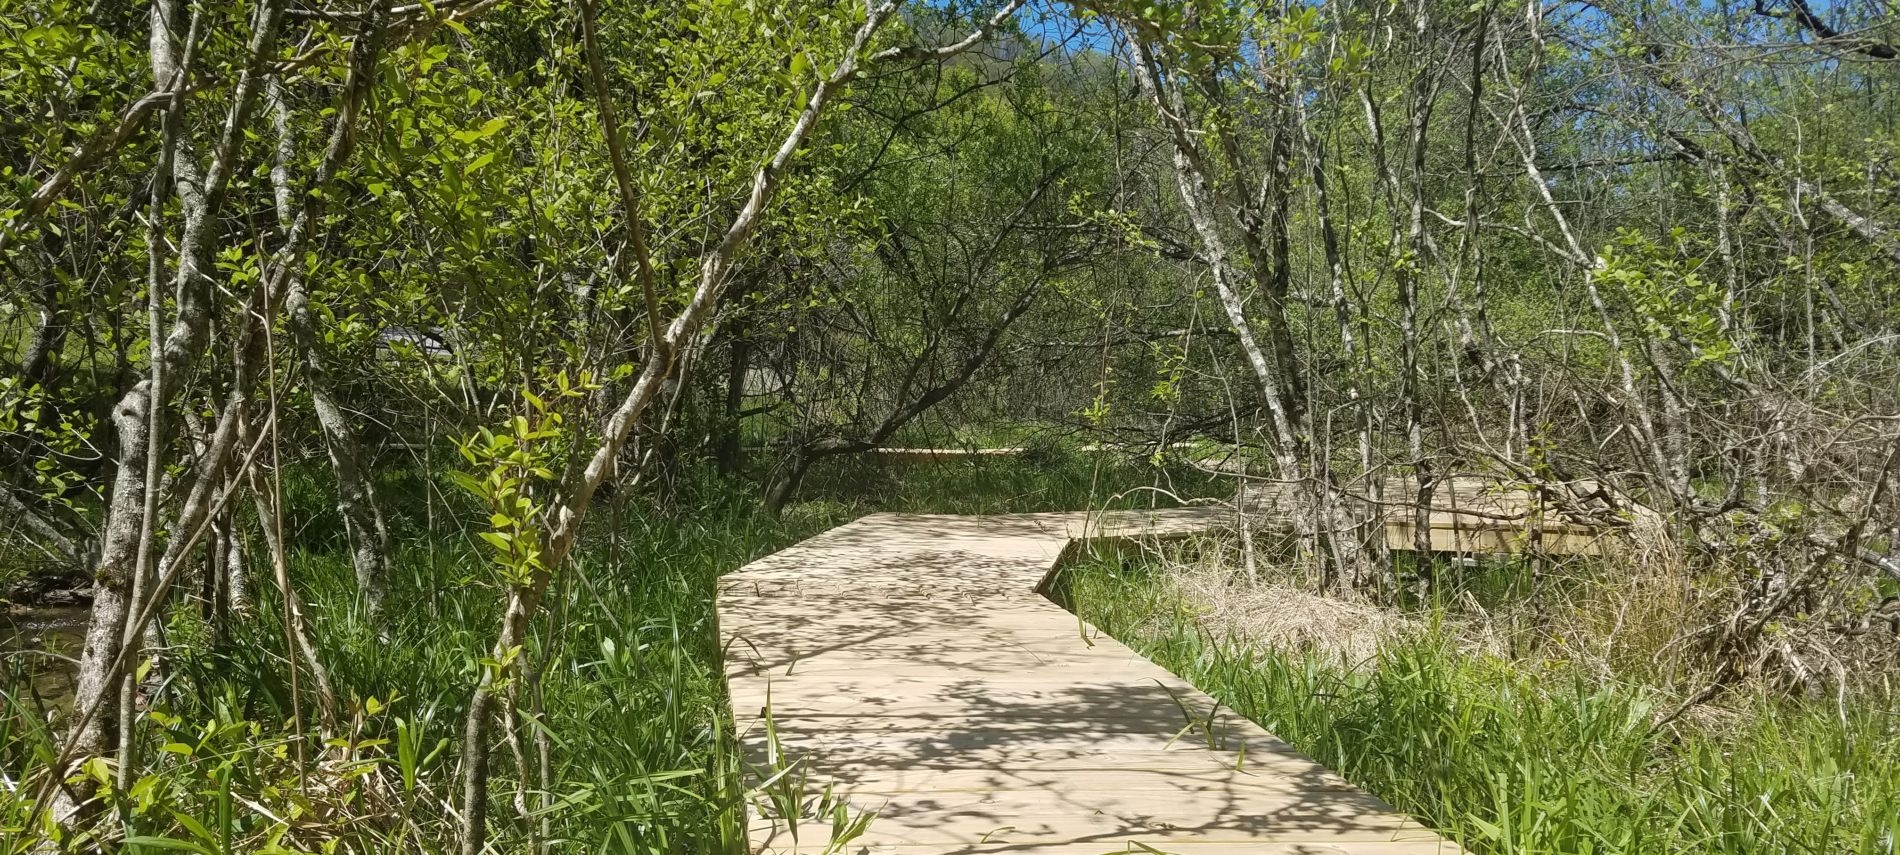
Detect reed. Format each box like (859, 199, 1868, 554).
(1059, 557, 1900, 855)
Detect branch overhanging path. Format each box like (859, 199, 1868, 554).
(719, 509, 1461, 853)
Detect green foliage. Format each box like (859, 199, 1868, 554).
(3, 453, 1193, 853)
(0, 377, 97, 518)
(0, 0, 148, 248)
(1598, 229, 1737, 369)
(5, 0, 1900, 853)
(0, 487, 832, 853)
(452, 383, 583, 587)
(1061, 560, 1900, 855)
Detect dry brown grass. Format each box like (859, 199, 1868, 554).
(1140, 517, 1899, 719)
(1130, 538, 1420, 664)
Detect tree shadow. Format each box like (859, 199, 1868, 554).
(721, 511, 1457, 854)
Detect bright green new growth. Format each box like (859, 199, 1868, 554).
(0, 455, 1202, 853)
(1058, 556, 1900, 855)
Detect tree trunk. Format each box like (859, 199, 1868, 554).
(60, 0, 282, 819)
(456, 3, 1029, 847)
(270, 75, 392, 619)
(1122, 32, 1303, 477)
(717, 318, 751, 476)
(763, 446, 813, 517)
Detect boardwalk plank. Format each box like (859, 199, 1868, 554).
(719, 510, 1460, 854)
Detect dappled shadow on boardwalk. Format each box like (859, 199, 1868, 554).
(719, 511, 1458, 854)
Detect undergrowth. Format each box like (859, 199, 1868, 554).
(1056, 556, 1900, 855)
(2, 453, 1206, 854)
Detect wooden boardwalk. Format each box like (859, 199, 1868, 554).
(718, 510, 1458, 854)
(1241, 476, 1651, 556)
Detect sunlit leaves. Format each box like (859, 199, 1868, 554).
(1597, 229, 1738, 370)
(452, 375, 595, 587)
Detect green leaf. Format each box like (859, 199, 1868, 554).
(452, 116, 510, 144)
(121, 837, 212, 854)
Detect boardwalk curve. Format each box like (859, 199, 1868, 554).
(718, 509, 1459, 854)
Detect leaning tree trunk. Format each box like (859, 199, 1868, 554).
(1122, 33, 1303, 476)
(1496, 12, 1690, 506)
(454, 4, 1028, 849)
(1122, 25, 1376, 583)
(763, 446, 815, 517)
(269, 74, 392, 619)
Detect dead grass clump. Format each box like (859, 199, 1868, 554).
(1505, 561, 1703, 688)
(1153, 544, 1417, 664)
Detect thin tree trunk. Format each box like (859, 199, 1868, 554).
(717, 317, 751, 476)
(268, 71, 393, 619)
(455, 4, 1035, 847)
(1446, 1, 1529, 457)
(578, 0, 664, 347)
(1494, 15, 1688, 505)
(218, 502, 251, 618)
(1121, 32, 1302, 477)
(17, 277, 68, 392)
(62, 0, 278, 818)
(247, 457, 338, 729)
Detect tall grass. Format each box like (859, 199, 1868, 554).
(148, 477, 850, 854)
(3, 453, 1213, 854)
(1057, 558, 1900, 855)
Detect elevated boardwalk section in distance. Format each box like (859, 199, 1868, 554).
(762, 443, 1651, 557)
(1242, 475, 1655, 556)
(718, 510, 1459, 854)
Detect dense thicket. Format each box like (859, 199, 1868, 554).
(2, 0, 1896, 852)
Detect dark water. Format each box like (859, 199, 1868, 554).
(1, 607, 85, 707)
